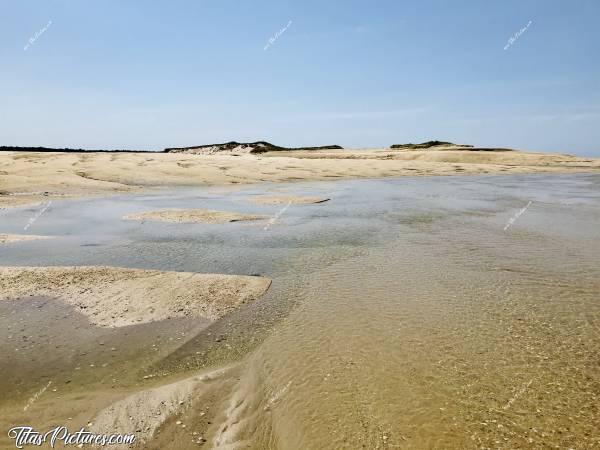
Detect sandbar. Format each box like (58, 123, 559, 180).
(0, 266, 272, 327)
(123, 209, 266, 224)
(249, 195, 330, 205)
(0, 234, 50, 245)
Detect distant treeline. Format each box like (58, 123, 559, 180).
(0, 146, 153, 153)
(2, 141, 511, 154)
(1, 142, 345, 154)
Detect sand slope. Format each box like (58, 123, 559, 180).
(0, 266, 271, 327)
(91, 366, 231, 446)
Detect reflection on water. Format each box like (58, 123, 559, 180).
(1, 174, 599, 449)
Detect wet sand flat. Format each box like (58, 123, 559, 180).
(0, 295, 217, 446)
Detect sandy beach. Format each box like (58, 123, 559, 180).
(0, 266, 271, 327)
(3, 1, 599, 446)
(1, 149, 599, 449)
(1, 147, 598, 208)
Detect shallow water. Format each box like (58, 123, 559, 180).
(1, 173, 599, 449)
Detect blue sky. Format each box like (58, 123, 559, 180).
(1, 0, 599, 155)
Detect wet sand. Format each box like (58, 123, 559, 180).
(0, 295, 216, 445)
(90, 366, 233, 446)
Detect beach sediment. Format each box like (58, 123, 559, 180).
(0, 266, 272, 327)
(1, 149, 598, 208)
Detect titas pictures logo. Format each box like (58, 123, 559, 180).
(8, 426, 136, 448)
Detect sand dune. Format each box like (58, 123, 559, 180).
(164, 141, 343, 155)
(0, 266, 272, 327)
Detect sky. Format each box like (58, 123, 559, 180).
(1, 0, 599, 156)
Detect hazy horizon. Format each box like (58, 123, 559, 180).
(2, 0, 599, 156)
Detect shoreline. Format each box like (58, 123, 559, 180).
(1, 149, 599, 209)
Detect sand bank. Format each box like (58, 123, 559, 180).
(0, 195, 47, 209)
(0, 266, 271, 327)
(250, 195, 330, 205)
(123, 209, 266, 224)
(0, 234, 49, 245)
(91, 366, 231, 446)
(0, 149, 598, 208)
